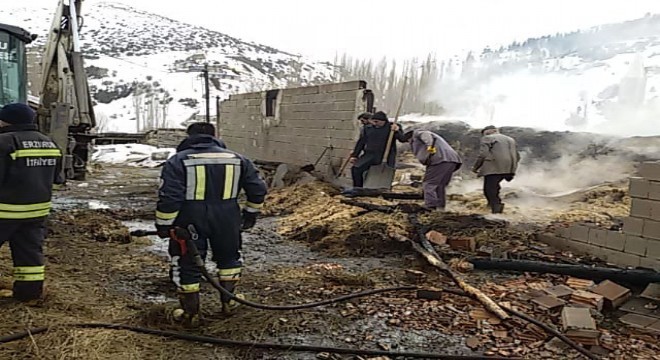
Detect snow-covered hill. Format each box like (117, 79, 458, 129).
(0, 2, 336, 132)
(422, 14, 660, 137)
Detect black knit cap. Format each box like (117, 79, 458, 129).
(0, 103, 36, 125)
(371, 111, 388, 121)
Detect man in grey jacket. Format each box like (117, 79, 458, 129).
(472, 125, 520, 214)
(403, 130, 462, 211)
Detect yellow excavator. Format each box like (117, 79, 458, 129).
(0, 0, 95, 180)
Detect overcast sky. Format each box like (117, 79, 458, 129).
(29, 0, 660, 61)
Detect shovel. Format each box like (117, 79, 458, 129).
(301, 145, 333, 173)
(363, 77, 408, 190)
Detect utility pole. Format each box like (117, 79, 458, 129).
(203, 63, 210, 123)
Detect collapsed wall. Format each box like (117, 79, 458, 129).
(541, 161, 660, 271)
(217, 81, 370, 176)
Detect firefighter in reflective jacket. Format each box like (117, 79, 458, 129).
(0, 103, 63, 301)
(156, 123, 267, 324)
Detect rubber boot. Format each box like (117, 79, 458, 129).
(175, 292, 200, 327)
(219, 281, 244, 315)
(13, 281, 43, 303)
(492, 203, 504, 214)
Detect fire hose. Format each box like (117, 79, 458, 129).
(0, 323, 517, 360)
(108, 229, 598, 359)
(0, 230, 599, 360)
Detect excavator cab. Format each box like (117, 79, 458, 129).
(0, 24, 34, 106)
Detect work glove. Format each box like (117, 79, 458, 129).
(241, 209, 258, 230)
(156, 225, 173, 239)
(426, 146, 437, 155)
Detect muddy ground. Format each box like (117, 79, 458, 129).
(0, 165, 657, 359)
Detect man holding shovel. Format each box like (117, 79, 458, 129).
(348, 111, 405, 188)
(402, 129, 462, 211)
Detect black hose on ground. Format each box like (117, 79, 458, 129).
(130, 230, 598, 359)
(0, 323, 519, 360)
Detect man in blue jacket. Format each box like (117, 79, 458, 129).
(156, 123, 267, 325)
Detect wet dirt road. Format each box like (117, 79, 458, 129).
(0, 165, 475, 359)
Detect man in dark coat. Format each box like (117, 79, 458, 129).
(349, 111, 405, 188)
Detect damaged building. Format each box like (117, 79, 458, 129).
(217, 80, 375, 178)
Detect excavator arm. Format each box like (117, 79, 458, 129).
(38, 0, 95, 180)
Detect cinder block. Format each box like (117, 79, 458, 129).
(647, 181, 660, 201)
(623, 217, 645, 236)
(557, 226, 571, 238)
(647, 239, 660, 260)
(334, 101, 358, 111)
(624, 235, 647, 256)
(537, 233, 568, 249)
(605, 231, 626, 251)
(629, 177, 650, 198)
(318, 81, 365, 93)
(639, 257, 660, 271)
(588, 229, 608, 246)
(649, 200, 660, 221)
(642, 219, 660, 240)
(569, 225, 591, 243)
(603, 249, 641, 268)
(631, 199, 653, 219)
(330, 90, 361, 101)
(566, 240, 598, 256)
(283, 85, 320, 96)
(638, 162, 660, 181)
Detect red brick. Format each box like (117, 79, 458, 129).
(638, 162, 660, 181)
(631, 199, 653, 219)
(569, 225, 590, 243)
(623, 217, 644, 236)
(642, 219, 660, 240)
(605, 231, 626, 251)
(629, 177, 650, 198)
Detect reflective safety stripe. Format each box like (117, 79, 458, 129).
(14, 266, 45, 274)
(245, 201, 263, 213)
(14, 266, 45, 282)
(195, 166, 206, 200)
(14, 273, 45, 281)
(0, 202, 51, 212)
(179, 283, 200, 293)
(183, 158, 241, 167)
(186, 166, 196, 200)
(218, 267, 241, 281)
(223, 164, 234, 200)
(231, 164, 241, 198)
(156, 210, 178, 220)
(0, 209, 50, 219)
(156, 210, 179, 226)
(10, 149, 62, 160)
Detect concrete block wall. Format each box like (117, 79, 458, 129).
(540, 162, 660, 271)
(217, 81, 368, 175)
